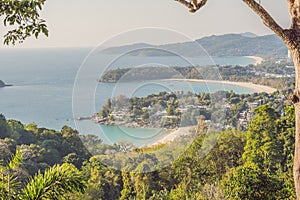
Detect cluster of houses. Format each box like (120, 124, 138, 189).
(93, 91, 289, 131)
(238, 101, 260, 130)
(236, 95, 288, 130)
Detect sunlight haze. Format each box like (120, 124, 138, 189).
(0, 0, 290, 48)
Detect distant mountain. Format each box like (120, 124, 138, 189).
(196, 34, 286, 57)
(240, 32, 258, 38)
(102, 43, 154, 55)
(101, 33, 287, 58)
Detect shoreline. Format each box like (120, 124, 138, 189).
(161, 79, 277, 94)
(150, 126, 195, 146)
(245, 56, 264, 66)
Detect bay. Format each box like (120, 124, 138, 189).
(0, 48, 256, 146)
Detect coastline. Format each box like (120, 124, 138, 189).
(150, 126, 195, 146)
(161, 79, 277, 94)
(245, 56, 264, 66)
(92, 115, 175, 129)
(93, 78, 276, 146)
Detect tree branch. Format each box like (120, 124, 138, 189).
(175, 0, 207, 13)
(287, 0, 300, 31)
(242, 0, 287, 40)
(176, 0, 298, 48)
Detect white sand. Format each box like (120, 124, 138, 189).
(163, 79, 277, 94)
(151, 126, 195, 146)
(245, 56, 264, 65)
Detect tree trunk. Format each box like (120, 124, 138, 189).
(292, 48, 300, 199)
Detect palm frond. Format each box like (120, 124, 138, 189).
(7, 149, 23, 170)
(21, 163, 87, 200)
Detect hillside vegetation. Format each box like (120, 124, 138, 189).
(0, 88, 297, 199)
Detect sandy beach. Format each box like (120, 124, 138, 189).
(163, 79, 277, 94)
(245, 56, 264, 65)
(151, 126, 195, 146)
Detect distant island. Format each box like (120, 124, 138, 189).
(0, 80, 12, 87)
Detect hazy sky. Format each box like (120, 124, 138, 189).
(0, 0, 291, 48)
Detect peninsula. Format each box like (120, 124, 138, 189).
(98, 63, 293, 92)
(93, 88, 290, 132)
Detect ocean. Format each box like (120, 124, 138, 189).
(0, 48, 255, 146)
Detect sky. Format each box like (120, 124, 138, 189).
(0, 0, 291, 48)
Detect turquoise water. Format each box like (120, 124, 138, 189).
(0, 48, 255, 146)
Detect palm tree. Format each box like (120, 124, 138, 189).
(21, 163, 87, 200)
(0, 149, 23, 200)
(0, 150, 87, 200)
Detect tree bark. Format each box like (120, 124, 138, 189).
(291, 48, 300, 199)
(286, 1, 300, 198)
